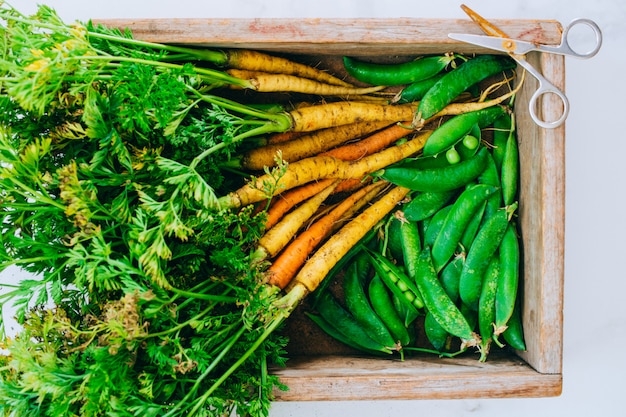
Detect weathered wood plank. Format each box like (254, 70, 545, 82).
(272, 355, 562, 401)
(93, 18, 563, 55)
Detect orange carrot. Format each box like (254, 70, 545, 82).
(284, 185, 411, 294)
(217, 130, 432, 209)
(252, 180, 339, 263)
(227, 69, 385, 96)
(321, 121, 414, 161)
(233, 120, 391, 170)
(224, 49, 354, 87)
(264, 179, 336, 231)
(267, 181, 388, 289)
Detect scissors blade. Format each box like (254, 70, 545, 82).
(448, 33, 536, 56)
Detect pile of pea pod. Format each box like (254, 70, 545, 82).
(306, 54, 525, 362)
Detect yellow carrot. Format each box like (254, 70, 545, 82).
(284, 185, 410, 294)
(234, 120, 391, 170)
(224, 49, 353, 87)
(227, 69, 385, 96)
(218, 130, 432, 209)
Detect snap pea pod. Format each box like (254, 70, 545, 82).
(423, 204, 453, 248)
(477, 151, 503, 219)
(477, 255, 500, 362)
(343, 54, 455, 86)
(460, 198, 487, 252)
(305, 312, 386, 356)
(422, 106, 507, 157)
(396, 73, 445, 103)
(414, 247, 478, 345)
(494, 223, 520, 336)
(403, 190, 456, 222)
(424, 310, 449, 352)
(368, 274, 411, 348)
(367, 248, 425, 311)
(416, 54, 516, 122)
(431, 184, 499, 272)
(459, 202, 517, 310)
(343, 257, 397, 349)
(440, 254, 464, 303)
(379, 146, 489, 192)
(500, 298, 526, 351)
(315, 290, 393, 354)
(491, 113, 512, 172)
(501, 114, 519, 206)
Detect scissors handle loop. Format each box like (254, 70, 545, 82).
(550, 18, 603, 59)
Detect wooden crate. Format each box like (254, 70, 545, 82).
(98, 17, 566, 400)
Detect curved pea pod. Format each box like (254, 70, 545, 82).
(386, 215, 406, 263)
(403, 190, 456, 222)
(344, 258, 397, 349)
(424, 310, 449, 352)
(431, 184, 499, 272)
(396, 73, 445, 103)
(305, 312, 387, 356)
(501, 116, 519, 206)
(422, 106, 507, 157)
(440, 254, 464, 303)
(343, 54, 455, 86)
(500, 298, 526, 351)
(366, 248, 425, 311)
(414, 247, 478, 346)
(397, 217, 422, 282)
(491, 113, 512, 172)
(477, 151, 503, 218)
(416, 54, 517, 122)
(494, 223, 520, 337)
(477, 255, 500, 362)
(423, 204, 453, 248)
(380, 146, 490, 192)
(368, 274, 411, 348)
(315, 290, 393, 354)
(460, 198, 487, 251)
(459, 202, 517, 310)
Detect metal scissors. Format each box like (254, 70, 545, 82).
(448, 4, 602, 128)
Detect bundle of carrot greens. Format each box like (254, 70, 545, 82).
(0, 3, 523, 416)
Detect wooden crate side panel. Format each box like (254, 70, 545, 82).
(515, 52, 565, 375)
(272, 355, 562, 401)
(93, 18, 563, 55)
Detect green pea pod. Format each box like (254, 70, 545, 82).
(416, 54, 517, 122)
(368, 274, 411, 347)
(501, 115, 519, 206)
(491, 113, 512, 172)
(460, 198, 486, 251)
(398, 218, 422, 282)
(440, 255, 464, 303)
(367, 249, 425, 310)
(494, 223, 520, 335)
(305, 312, 387, 356)
(386, 215, 406, 263)
(424, 310, 449, 352)
(316, 290, 393, 354)
(478, 255, 500, 362)
(380, 146, 489, 192)
(396, 73, 445, 103)
(343, 54, 455, 86)
(459, 203, 517, 310)
(423, 204, 453, 248)
(422, 106, 507, 157)
(403, 190, 456, 222)
(343, 259, 397, 349)
(414, 247, 477, 344)
(431, 184, 499, 272)
(500, 298, 526, 351)
(477, 151, 503, 219)
(392, 291, 420, 329)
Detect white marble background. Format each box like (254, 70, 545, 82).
(5, 0, 626, 416)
